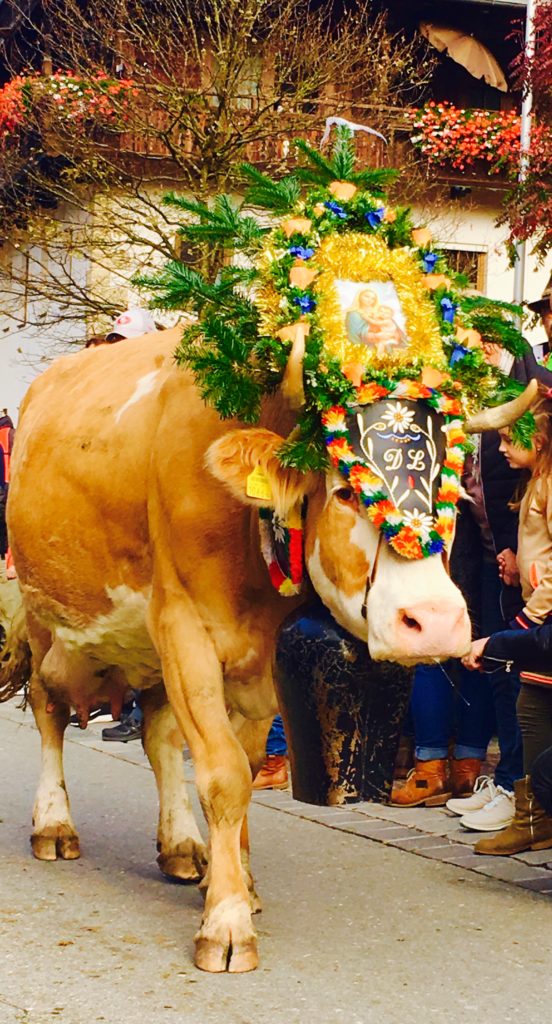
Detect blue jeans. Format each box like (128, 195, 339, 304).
(266, 714, 287, 756)
(411, 661, 495, 762)
(480, 560, 523, 791)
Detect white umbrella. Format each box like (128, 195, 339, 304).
(420, 22, 509, 92)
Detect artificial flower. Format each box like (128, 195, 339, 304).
(328, 181, 358, 201)
(402, 508, 434, 541)
(324, 200, 347, 220)
(440, 297, 457, 324)
(412, 227, 432, 247)
(422, 252, 439, 273)
(364, 207, 385, 228)
(289, 245, 315, 260)
(380, 402, 416, 434)
(293, 294, 316, 313)
(282, 217, 312, 238)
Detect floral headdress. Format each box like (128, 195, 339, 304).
(138, 127, 532, 559)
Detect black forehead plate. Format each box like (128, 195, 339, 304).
(347, 399, 447, 514)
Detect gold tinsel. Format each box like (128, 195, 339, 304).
(256, 233, 446, 373)
(313, 234, 445, 369)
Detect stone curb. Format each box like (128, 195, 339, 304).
(252, 789, 552, 895)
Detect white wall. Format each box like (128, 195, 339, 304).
(413, 187, 550, 349)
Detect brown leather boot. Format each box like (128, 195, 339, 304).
(475, 775, 552, 856)
(450, 758, 482, 798)
(252, 755, 289, 791)
(391, 758, 451, 807)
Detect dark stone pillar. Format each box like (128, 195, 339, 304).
(274, 602, 413, 806)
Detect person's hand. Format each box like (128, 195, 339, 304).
(462, 636, 489, 671)
(497, 548, 520, 587)
(481, 341, 503, 368)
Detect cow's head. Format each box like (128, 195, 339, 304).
(206, 378, 537, 666)
(206, 425, 470, 666)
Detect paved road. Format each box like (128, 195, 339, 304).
(1, 702, 552, 1024)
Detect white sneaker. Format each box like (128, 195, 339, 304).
(446, 776, 497, 816)
(460, 786, 515, 832)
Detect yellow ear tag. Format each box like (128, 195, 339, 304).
(246, 465, 273, 502)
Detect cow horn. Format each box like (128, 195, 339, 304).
(464, 378, 538, 433)
(279, 322, 308, 410)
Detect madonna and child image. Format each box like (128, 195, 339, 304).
(339, 279, 408, 356)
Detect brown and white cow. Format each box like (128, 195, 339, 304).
(3, 326, 478, 972)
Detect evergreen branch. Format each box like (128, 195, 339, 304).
(293, 138, 337, 185)
(240, 164, 302, 213)
(470, 313, 528, 359)
(277, 411, 329, 472)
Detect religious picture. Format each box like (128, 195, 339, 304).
(336, 279, 408, 357)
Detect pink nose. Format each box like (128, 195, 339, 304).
(397, 600, 470, 659)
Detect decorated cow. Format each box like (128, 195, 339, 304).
(0, 127, 536, 973)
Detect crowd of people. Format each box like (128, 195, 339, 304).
(3, 284, 552, 843)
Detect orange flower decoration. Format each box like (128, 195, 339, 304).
(391, 528, 423, 559)
(455, 326, 482, 348)
(343, 361, 366, 388)
(282, 217, 312, 238)
(328, 180, 358, 201)
(421, 366, 448, 389)
(356, 381, 389, 404)
(412, 227, 432, 247)
(289, 265, 317, 289)
(423, 274, 452, 291)
(349, 464, 380, 490)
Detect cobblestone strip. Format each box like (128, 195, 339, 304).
(252, 789, 552, 895)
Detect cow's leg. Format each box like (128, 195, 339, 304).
(229, 711, 273, 915)
(149, 592, 257, 973)
(28, 670, 78, 861)
(140, 686, 208, 882)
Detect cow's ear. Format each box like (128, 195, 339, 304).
(206, 428, 316, 517)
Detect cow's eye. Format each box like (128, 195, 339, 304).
(336, 487, 354, 502)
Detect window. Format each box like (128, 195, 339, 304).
(440, 245, 488, 292)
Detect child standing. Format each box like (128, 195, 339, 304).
(465, 386, 552, 855)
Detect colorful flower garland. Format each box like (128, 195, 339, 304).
(322, 379, 468, 560)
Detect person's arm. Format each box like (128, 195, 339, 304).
(522, 482, 552, 625)
(482, 622, 552, 673)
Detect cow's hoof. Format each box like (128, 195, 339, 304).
(228, 940, 259, 973)
(31, 830, 81, 861)
(157, 840, 208, 883)
(194, 937, 258, 973)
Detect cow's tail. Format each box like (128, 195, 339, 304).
(0, 582, 31, 703)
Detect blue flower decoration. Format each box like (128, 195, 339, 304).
(422, 252, 439, 273)
(450, 344, 469, 365)
(440, 297, 457, 324)
(364, 207, 385, 228)
(324, 200, 347, 220)
(293, 295, 316, 313)
(425, 535, 445, 555)
(289, 245, 315, 260)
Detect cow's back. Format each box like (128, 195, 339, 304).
(9, 328, 191, 618)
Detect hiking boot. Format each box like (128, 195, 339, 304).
(474, 776, 552, 856)
(447, 776, 497, 816)
(460, 785, 514, 832)
(450, 757, 481, 797)
(252, 755, 289, 791)
(391, 758, 451, 807)
(102, 714, 143, 743)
